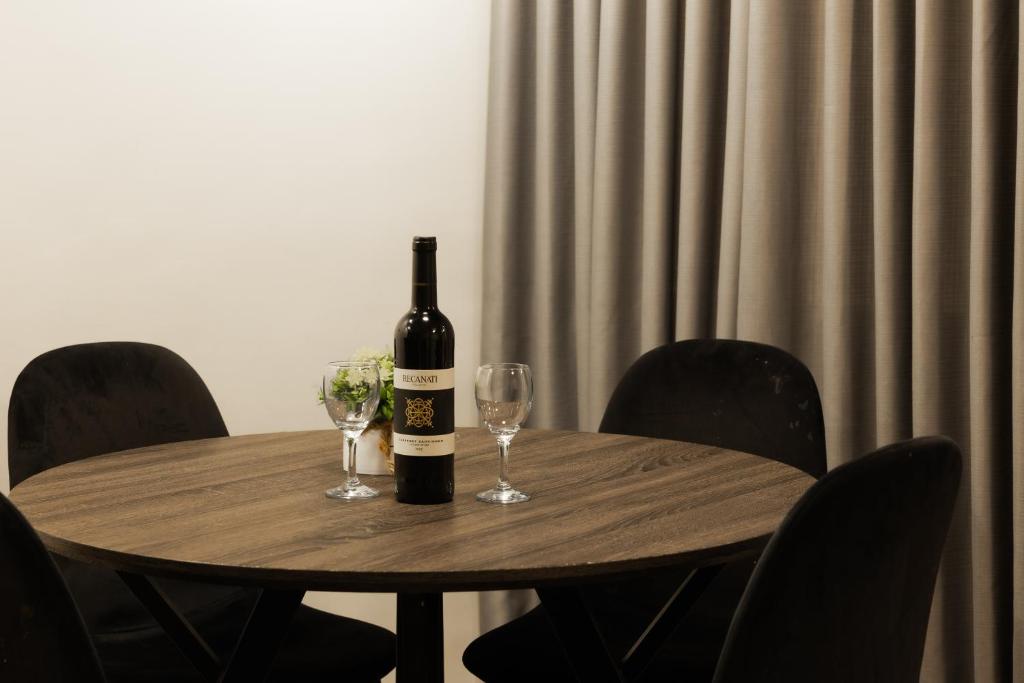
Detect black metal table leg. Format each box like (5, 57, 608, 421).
(396, 592, 444, 683)
(620, 565, 723, 680)
(117, 572, 222, 681)
(117, 573, 304, 683)
(218, 588, 305, 683)
(539, 564, 724, 682)
(536, 586, 623, 682)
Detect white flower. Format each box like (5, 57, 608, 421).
(350, 347, 394, 382)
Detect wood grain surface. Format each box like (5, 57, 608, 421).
(9, 429, 813, 592)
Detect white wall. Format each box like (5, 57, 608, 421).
(0, 1, 490, 680)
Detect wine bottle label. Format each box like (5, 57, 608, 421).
(393, 368, 455, 391)
(393, 432, 455, 456)
(392, 367, 455, 457)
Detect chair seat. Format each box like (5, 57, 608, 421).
(462, 606, 571, 683)
(96, 599, 396, 683)
(464, 562, 753, 683)
(462, 603, 721, 683)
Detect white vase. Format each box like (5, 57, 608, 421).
(356, 423, 393, 475)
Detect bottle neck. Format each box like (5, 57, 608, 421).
(412, 250, 438, 309)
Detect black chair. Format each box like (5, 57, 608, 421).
(7, 342, 395, 682)
(0, 490, 106, 682)
(464, 339, 827, 681)
(713, 436, 961, 682)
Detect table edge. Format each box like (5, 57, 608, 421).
(15, 428, 809, 592)
(35, 528, 772, 592)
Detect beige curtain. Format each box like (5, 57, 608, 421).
(481, 0, 1022, 680)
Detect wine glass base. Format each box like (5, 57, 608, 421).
(325, 483, 380, 500)
(476, 488, 530, 504)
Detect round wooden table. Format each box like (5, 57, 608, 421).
(10, 427, 814, 682)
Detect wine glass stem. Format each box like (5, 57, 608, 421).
(496, 434, 513, 491)
(344, 433, 361, 488)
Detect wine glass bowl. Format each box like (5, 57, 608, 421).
(475, 363, 533, 504)
(323, 361, 382, 500)
(478, 398, 531, 432)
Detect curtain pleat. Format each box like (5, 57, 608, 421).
(967, 2, 1018, 680)
(912, 3, 974, 679)
(734, 0, 823, 369)
(638, 0, 679, 350)
(713, 0, 748, 342)
(1014, 7, 1024, 670)
(870, 0, 914, 450)
(675, 0, 729, 339)
(481, 1, 1023, 678)
(821, 0, 876, 464)
(529, 0, 575, 425)
(588, 0, 647, 410)
(571, 0, 600, 426)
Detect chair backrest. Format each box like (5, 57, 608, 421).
(8, 341, 228, 487)
(0, 491, 106, 682)
(7, 342, 240, 635)
(599, 339, 826, 477)
(712, 436, 962, 683)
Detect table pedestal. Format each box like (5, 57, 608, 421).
(397, 593, 444, 683)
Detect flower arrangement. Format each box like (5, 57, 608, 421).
(319, 347, 396, 474)
(348, 347, 394, 425)
(319, 347, 394, 424)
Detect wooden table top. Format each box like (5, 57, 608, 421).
(10, 428, 814, 592)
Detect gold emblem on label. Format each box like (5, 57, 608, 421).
(404, 397, 434, 428)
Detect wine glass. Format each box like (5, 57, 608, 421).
(475, 363, 533, 504)
(322, 361, 381, 500)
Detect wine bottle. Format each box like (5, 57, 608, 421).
(393, 236, 455, 504)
